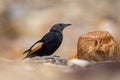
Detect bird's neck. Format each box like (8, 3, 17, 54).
(50, 30, 62, 33)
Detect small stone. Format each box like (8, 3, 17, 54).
(77, 31, 120, 61)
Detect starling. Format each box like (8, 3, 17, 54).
(23, 23, 71, 59)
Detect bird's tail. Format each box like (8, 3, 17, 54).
(21, 53, 29, 60)
(22, 56, 27, 60)
(23, 49, 31, 54)
(22, 53, 37, 60)
(22, 49, 31, 60)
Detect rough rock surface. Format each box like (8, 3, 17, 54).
(22, 55, 68, 66)
(77, 31, 120, 61)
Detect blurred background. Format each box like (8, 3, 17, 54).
(1, 0, 120, 60)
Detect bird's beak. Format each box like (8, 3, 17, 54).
(65, 24, 72, 27)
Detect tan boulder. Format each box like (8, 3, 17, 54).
(77, 31, 120, 61)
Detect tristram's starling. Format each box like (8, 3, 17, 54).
(23, 23, 71, 59)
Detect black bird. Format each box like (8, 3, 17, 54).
(23, 23, 71, 59)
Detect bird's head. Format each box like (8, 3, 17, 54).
(50, 23, 71, 32)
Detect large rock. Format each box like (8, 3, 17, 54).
(77, 31, 120, 61)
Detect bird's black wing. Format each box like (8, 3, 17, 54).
(23, 32, 55, 55)
(40, 32, 55, 43)
(23, 41, 43, 54)
(23, 40, 40, 54)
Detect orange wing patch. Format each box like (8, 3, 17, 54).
(30, 43, 43, 54)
